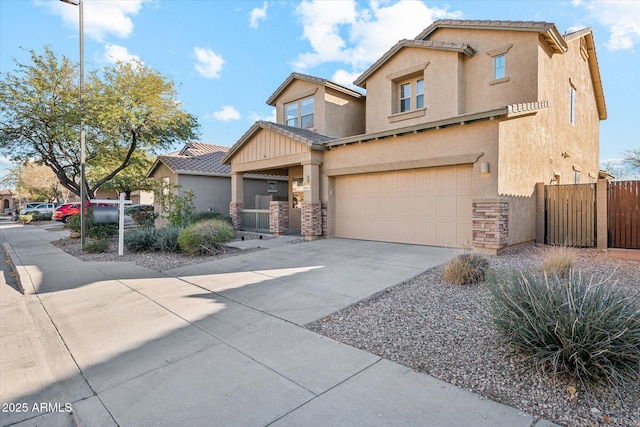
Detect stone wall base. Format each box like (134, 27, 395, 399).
(270, 201, 289, 235)
(472, 199, 509, 251)
(230, 202, 244, 229)
(302, 201, 322, 238)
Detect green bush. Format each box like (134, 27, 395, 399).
(443, 253, 489, 285)
(154, 227, 181, 253)
(68, 207, 117, 239)
(84, 238, 109, 253)
(130, 209, 158, 228)
(125, 227, 160, 252)
(19, 214, 33, 224)
(124, 226, 181, 253)
(28, 211, 52, 221)
(177, 219, 236, 255)
(489, 271, 640, 391)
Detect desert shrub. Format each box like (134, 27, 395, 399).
(192, 211, 232, 224)
(84, 238, 109, 253)
(154, 227, 181, 253)
(177, 219, 236, 255)
(29, 212, 52, 221)
(124, 226, 181, 253)
(443, 253, 489, 285)
(489, 271, 640, 392)
(542, 245, 575, 277)
(19, 214, 33, 224)
(68, 207, 117, 239)
(125, 227, 160, 252)
(131, 209, 158, 228)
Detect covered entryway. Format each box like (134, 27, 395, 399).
(334, 165, 473, 247)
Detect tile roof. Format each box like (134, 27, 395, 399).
(222, 121, 335, 165)
(156, 143, 231, 176)
(266, 72, 364, 106)
(354, 39, 476, 88)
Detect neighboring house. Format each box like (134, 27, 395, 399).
(0, 189, 17, 213)
(148, 142, 287, 216)
(222, 20, 606, 254)
(94, 189, 153, 205)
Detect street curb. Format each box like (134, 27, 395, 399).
(2, 242, 33, 295)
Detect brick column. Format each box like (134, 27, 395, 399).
(270, 201, 289, 235)
(230, 202, 244, 229)
(301, 201, 322, 239)
(472, 199, 509, 252)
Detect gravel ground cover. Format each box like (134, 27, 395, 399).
(51, 230, 269, 272)
(307, 245, 640, 427)
(48, 225, 639, 426)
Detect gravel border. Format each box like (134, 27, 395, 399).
(50, 230, 266, 272)
(48, 226, 639, 426)
(307, 245, 640, 427)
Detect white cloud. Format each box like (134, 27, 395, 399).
(212, 106, 241, 121)
(331, 69, 362, 88)
(98, 44, 141, 64)
(249, 2, 268, 29)
(292, 0, 462, 71)
(194, 47, 225, 79)
(575, 0, 640, 50)
(44, 0, 146, 42)
(249, 109, 277, 123)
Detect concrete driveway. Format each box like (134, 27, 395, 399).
(1, 224, 545, 427)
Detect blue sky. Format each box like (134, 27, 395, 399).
(1, 0, 639, 174)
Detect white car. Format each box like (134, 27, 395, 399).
(20, 202, 58, 215)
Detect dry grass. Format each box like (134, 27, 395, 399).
(542, 245, 576, 277)
(442, 253, 489, 285)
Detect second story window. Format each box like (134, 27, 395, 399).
(400, 83, 411, 112)
(399, 78, 424, 113)
(285, 96, 314, 129)
(494, 54, 505, 80)
(416, 79, 424, 109)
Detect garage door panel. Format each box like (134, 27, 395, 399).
(335, 165, 472, 248)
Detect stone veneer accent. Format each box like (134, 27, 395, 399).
(269, 201, 289, 235)
(472, 199, 509, 250)
(301, 201, 323, 237)
(321, 201, 328, 236)
(230, 202, 244, 229)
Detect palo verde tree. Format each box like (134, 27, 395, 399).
(89, 149, 156, 200)
(0, 47, 199, 199)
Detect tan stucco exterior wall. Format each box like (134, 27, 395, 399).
(536, 36, 600, 184)
(428, 29, 540, 114)
(273, 80, 365, 138)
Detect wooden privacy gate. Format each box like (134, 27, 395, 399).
(608, 180, 640, 249)
(545, 183, 596, 247)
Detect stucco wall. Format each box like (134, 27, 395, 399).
(273, 80, 365, 138)
(178, 175, 231, 215)
(324, 87, 366, 137)
(536, 35, 600, 184)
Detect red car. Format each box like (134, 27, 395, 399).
(52, 203, 81, 223)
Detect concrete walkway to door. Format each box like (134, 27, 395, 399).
(1, 223, 556, 426)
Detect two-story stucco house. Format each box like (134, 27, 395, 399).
(222, 20, 606, 254)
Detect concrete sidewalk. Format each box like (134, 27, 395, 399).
(1, 223, 558, 427)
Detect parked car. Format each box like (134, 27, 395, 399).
(18, 202, 58, 216)
(52, 203, 81, 223)
(124, 204, 154, 215)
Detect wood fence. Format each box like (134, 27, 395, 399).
(544, 183, 596, 247)
(608, 180, 640, 249)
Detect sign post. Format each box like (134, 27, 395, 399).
(89, 193, 132, 256)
